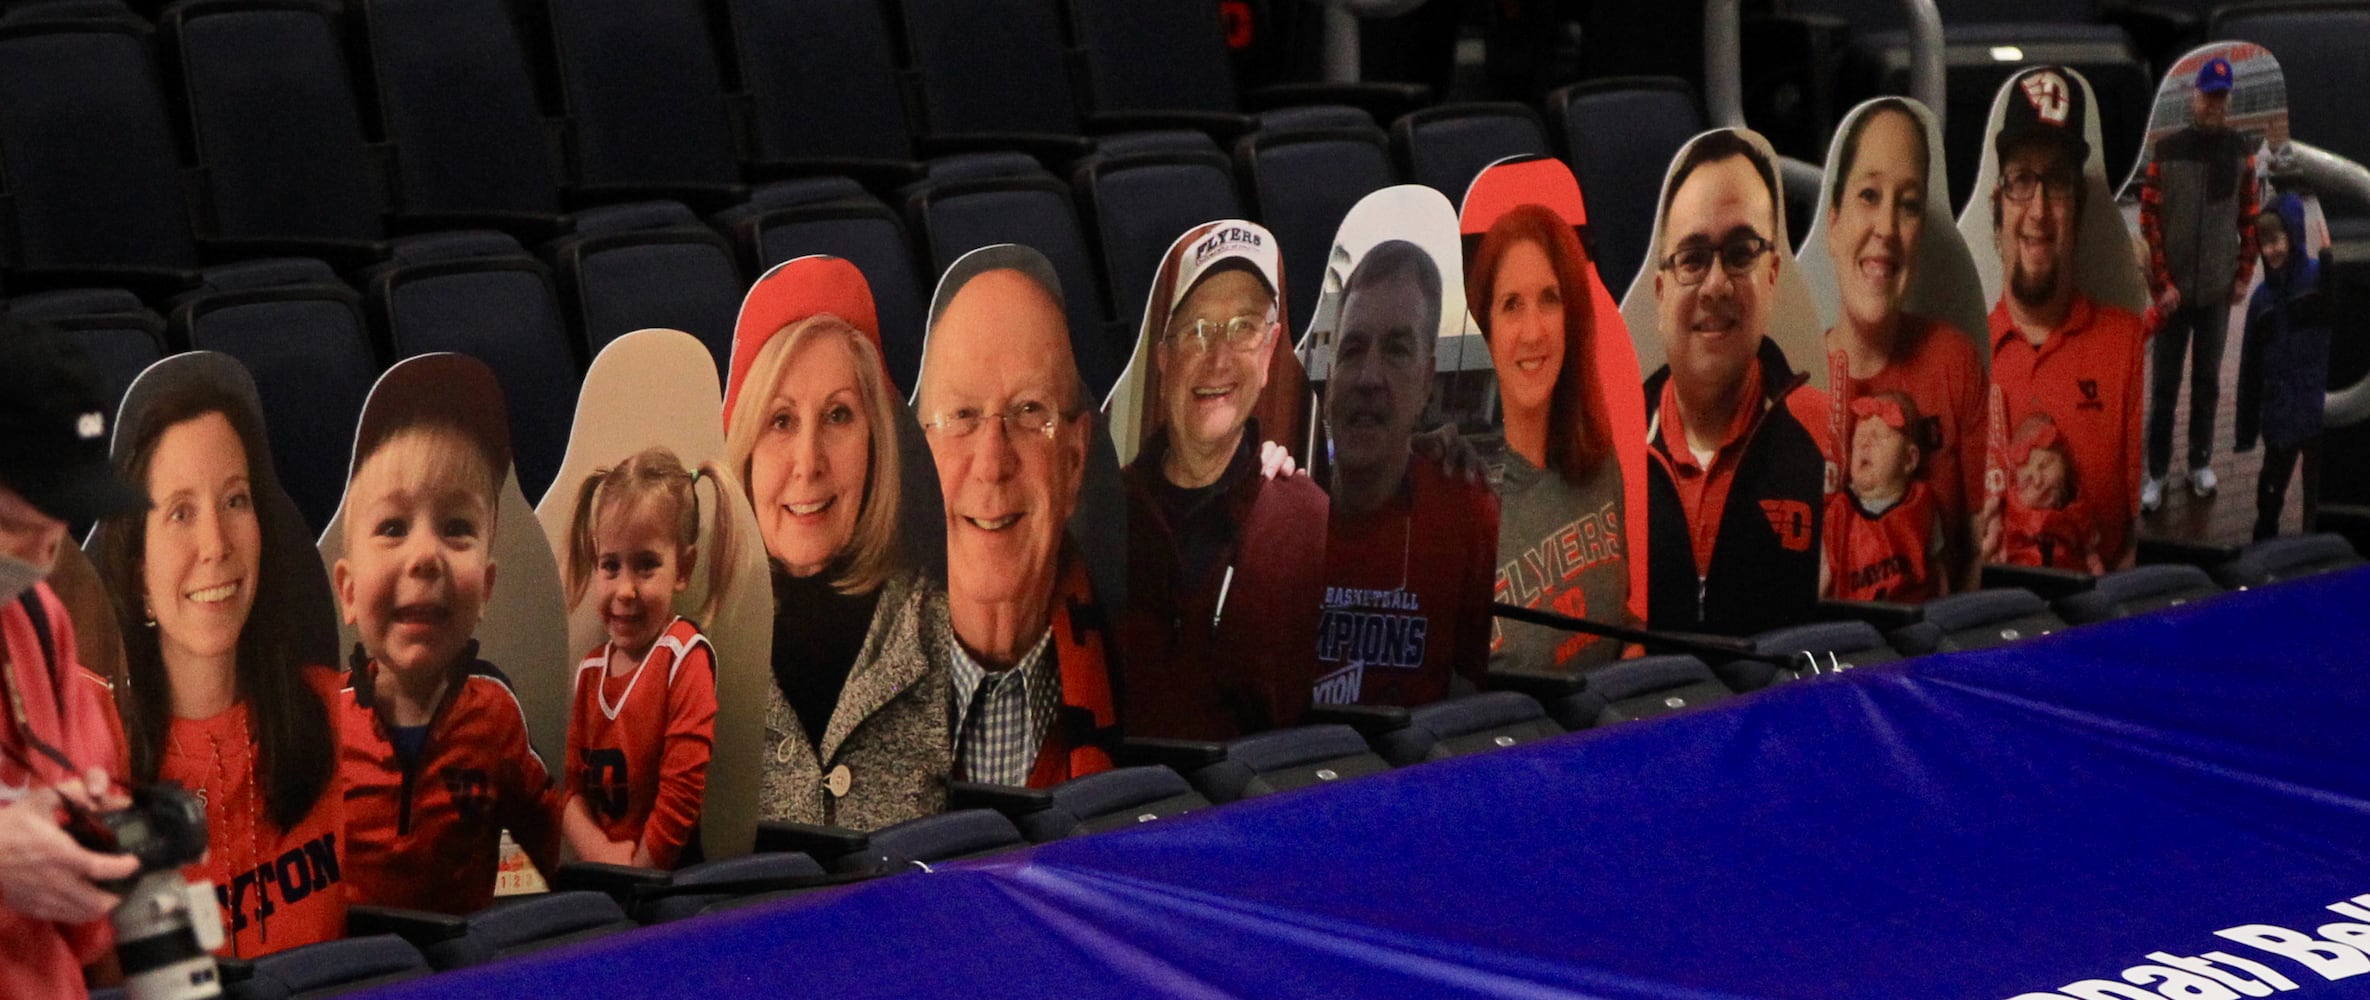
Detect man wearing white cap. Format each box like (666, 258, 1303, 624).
(1119, 221, 1327, 740)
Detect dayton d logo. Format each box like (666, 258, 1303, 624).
(1760, 499, 1814, 552)
(2020, 71, 2071, 125)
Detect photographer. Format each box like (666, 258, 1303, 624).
(0, 318, 149, 999)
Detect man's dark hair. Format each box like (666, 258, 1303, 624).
(1340, 239, 1443, 353)
(1660, 130, 1781, 244)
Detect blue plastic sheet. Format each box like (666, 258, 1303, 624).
(357, 569, 2370, 999)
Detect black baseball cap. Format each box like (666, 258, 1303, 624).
(0, 316, 149, 522)
(1993, 66, 2092, 170)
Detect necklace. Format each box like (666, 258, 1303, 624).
(176, 704, 268, 956)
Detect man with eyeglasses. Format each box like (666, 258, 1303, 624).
(914, 246, 1116, 789)
(1642, 129, 1828, 636)
(1119, 221, 1327, 740)
(0, 316, 146, 1000)
(1311, 240, 1497, 708)
(1979, 67, 2146, 572)
(2138, 55, 2260, 512)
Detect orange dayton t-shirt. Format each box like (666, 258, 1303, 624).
(1986, 295, 2147, 568)
(160, 668, 347, 957)
(564, 617, 716, 870)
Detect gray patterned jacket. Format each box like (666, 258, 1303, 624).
(758, 569, 950, 831)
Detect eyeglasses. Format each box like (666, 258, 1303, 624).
(1163, 312, 1273, 355)
(2000, 169, 2078, 204)
(921, 399, 1067, 440)
(1657, 235, 1772, 287)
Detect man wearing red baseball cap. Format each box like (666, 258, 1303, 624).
(2138, 53, 2261, 511)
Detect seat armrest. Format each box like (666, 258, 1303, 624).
(1115, 737, 1227, 772)
(753, 820, 869, 863)
(1814, 599, 1922, 632)
(1980, 564, 2095, 600)
(1304, 703, 1412, 738)
(947, 780, 1054, 820)
(549, 861, 669, 906)
(345, 905, 469, 947)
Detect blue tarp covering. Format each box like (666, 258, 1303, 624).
(358, 569, 2370, 999)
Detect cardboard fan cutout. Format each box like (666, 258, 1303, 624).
(1106, 226, 1329, 741)
(534, 328, 770, 862)
(1958, 66, 2153, 574)
(2114, 44, 2325, 547)
(316, 352, 572, 899)
(917, 244, 1123, 779)
(1616, 127, 1832, 636)
(1798, 97, 1993, 598)
(1456, 155, 1651, 672)
(84, 351, 351, 954)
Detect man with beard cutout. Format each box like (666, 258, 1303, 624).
(1980, 67, 2146, 570)
(1312, 241, 1498, 708)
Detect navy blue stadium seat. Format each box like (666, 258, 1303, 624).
(1233, 125, 1397, 336)
(1389, 102, 1550, 205)
(1743, 619, 1903, 692)
(1889, 588, 2067, 654)
(1073, 151, 1245, 331)
(0, 0, 140, 23)
(0, 16, 207, 289)
(832, 809, 1029, 875)
(714, 193, 929, 392)
(1062, 0, 1254, 137)
(2055, 563, 2223, 624)
(359, 231, 579, 500)
(721, 0, 924, 190)
(2213, 533, 2366, 589)
(157, 0, 392, 263)
(168, 258, 377, 533)
(1548, 77, 1705, 296)
(350, 891, 635, 971)
(2212, 3, 2370, 171)
(1254, 105, 1375, 132)
(1586, 654, 1735, 723)
(906, 174, 1122, 398)
(1086, 130, 1227, 162)
(1188, 724, 1393, 803)
(537, 0, 746, 211)
(1367, 691, 1564, 766)
(217, 933, 432, 999)
(646, 851, 830, 923)
(1027, 766, 1211, 841)
(542, 201, 742, 371)
(894, 0, 1091, 157)
(2, 289, 168, 415)
(355, 0, 575, 236)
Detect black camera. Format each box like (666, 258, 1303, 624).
(67, 783, 223, 1000)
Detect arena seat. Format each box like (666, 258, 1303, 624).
(1, 288, 168, 415)
(1232, 125, 1398, 336)
(1889, 587, 2068, 654)
(1742, 619, 1903, 691)
(535, 0, 748, 213)
(168, 258, 378, 532)
(720, 0, 925, 191)
(904, 174, 1122, 398)
(1485, 667, 1605, 733)
(157, 0, 396, 267)
(358, 231, 579, 499)
(950, 766, 1214, 843)
(714, 194, 930, 392)
(349, 891, 636, 971)
(1186, 724, 1394, 803)
(1364, 691, 1565, 766)
(355, 0, 582, 239)
(0, 15, 208, 292)
(1389, 102, 1552, 205)
(2054, 563, 2223, 624)
(1072, 150, 1246, 331)
(554, 851, 838, 924)
(214, 933, 433, 999)
(1586, 654, 1736, 723)
(541, 200, 743, 370)
(2212, 533, 2367, 589)
(1254, 105, 1376, 132)
(1547, 77, 1705, 295)
(892, 0, 1095, 161)
(831, 808, 1031, 875)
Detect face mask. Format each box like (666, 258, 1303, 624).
(0, 554, 45, 606)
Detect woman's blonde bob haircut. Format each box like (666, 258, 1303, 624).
(723, 313, 904, 594)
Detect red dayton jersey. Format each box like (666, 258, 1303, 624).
(1987, 295, 2146, 568)
(162, 667, 347, 958)
(1316, 459, 1499, 708)
(1826, 315, 1988, 582)
(338, 652, 562, 915)
(565, 617, 716, 870)
(1823, 482, 1943, 603)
